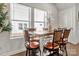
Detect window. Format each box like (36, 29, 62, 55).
(10, 3, 31, 39)
(34, 8, 47, 33)
(10, 3, 48, 39)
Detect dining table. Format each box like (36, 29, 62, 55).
(27, 28, 69, 56)
(29, 31, 54, 56)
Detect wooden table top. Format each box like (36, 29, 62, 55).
(29, 31, 54, 38)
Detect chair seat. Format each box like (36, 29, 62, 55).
(26, 41, 39, 49)
(44, 42, 59, 49)
(25, 36, 40, 49)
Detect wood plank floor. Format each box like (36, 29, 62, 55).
(12, 43, 79, 56)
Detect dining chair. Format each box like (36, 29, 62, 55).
(28, 28, 36, 37)
(28, 28, 39, 42)
(58, 28, 71, 56)
(43, 30, 62, 56)
(24, 30, 41, 56)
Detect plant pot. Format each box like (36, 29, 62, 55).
(0, 27, 3, 32)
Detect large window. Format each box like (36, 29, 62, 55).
(10, 3, 48, 39)
(10, 4, 31, 39)
(34, 8, 47, 33)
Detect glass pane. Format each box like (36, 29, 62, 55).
(44, 12, 48, 28)
(13, 3, 31, 21)
(18, 23, 23, 30)
(11, 21, 29, 34)
(10, 4, 31, 39)
(34, 9, 48, 33)
(34, 8, 45, 22)
(24, 23, 27, 30)
(34, 22, 44, 32)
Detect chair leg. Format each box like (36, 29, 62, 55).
(29, 50, 30, 56)
(39, 48, 41, 56)
(32, 49, 35, 56)
(26, 49, 30, 56)
(59, 45, 61, 50)
(43, 48, 46, 56)
(64, 45, 68, 56)
(53, 49, 59, 56)
(43, 48, 45, 54)
(26, 49, 28, 56)
(60, 45, 64, 52)
(49, 51, 51, 54)
(57, 49, 59, 56)
(39, 49, 41, 56)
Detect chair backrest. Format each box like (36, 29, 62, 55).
(44, 32, 53, 40)
(63, 29, 71, 39)
(53, 30, 63, 43)
(24, 30, 30, 42)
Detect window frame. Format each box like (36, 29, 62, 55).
(10, 3, 48, 39)
(10, 3, 31, 39)
(34, 8, 48, 32)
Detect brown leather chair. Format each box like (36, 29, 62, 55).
(58, 29, 71, 56)
(43, 30, 62, 56)
(28, 28, 39, 41)
(24, 30, 41, 56)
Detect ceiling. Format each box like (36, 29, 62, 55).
(21, 3, 77, 11)
(55, 3, 75, 10)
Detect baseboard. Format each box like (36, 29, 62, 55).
(0, 48, 26, 56)
(68, 42, 79, 45)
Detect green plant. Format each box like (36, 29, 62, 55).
(0, 3, 11, 32)
(2, 22, 11, 31)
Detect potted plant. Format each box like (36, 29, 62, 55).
(0, 3, 11, 32)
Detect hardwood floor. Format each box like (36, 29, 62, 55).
(12, 42, 79, 56)
(12, 51, 26, 56)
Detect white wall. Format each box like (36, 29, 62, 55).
(0, 3, 58, 55)
(75, 4, 79, 44)
(58, 5, 78, 44)
(0, 4, 25, 55)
